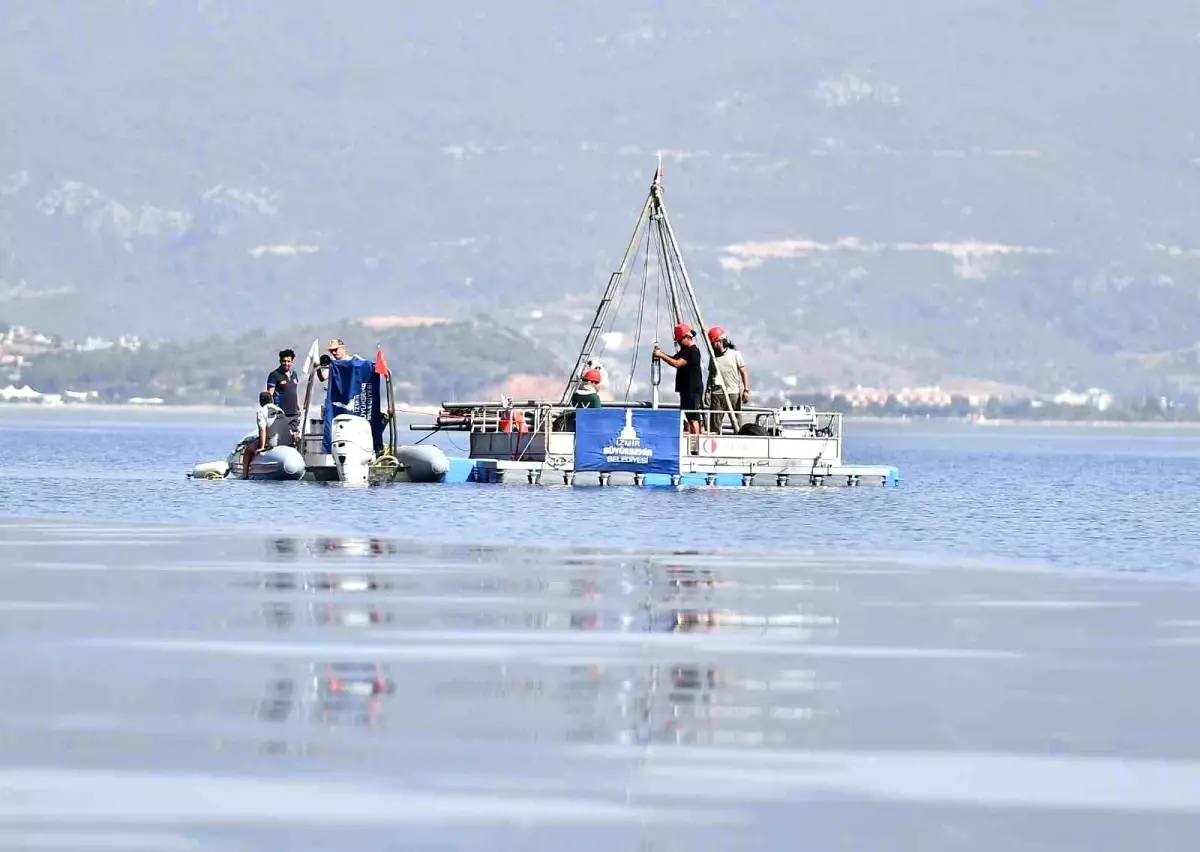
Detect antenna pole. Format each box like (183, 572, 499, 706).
(298, 336, 319, 451)
(650, 159, 682, 325)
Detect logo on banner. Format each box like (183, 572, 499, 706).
(602, 409, 654, 466)
(575, 407, 680, 474)
(354, 380, 374, 419)
(332, 381, 374, 419)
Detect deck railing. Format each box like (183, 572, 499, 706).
(422, 401, 841, 440)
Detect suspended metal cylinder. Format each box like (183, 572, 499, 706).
(650, 347, 662, 409)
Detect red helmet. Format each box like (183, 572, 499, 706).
(582, 368, 602, 384)
(707, 325, 726, 343)
(673, 322, 694, 343)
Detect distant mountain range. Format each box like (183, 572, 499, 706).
(2, 0, 1199, 398)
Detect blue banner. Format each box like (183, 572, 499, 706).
(574, 408, 680, 475)
(322, 357, 384, 454)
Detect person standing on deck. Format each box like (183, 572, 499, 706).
(705, 326, 750, 433)
(317, 338, 350, 382)
(314, 338, 353, 433)
(653, 323, 705, 435)
(572, 368, 603, 408)
(266, 349, 301, 438)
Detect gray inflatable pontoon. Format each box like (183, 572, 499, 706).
(244, 445, 306, 481)
(189, 436, 306, 482)
(394, 444, 450, 482)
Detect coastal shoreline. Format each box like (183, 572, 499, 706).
(849, 415, 1200, 429)
(0, 402, 237, 415)
(0, 402, 443, 416)
(1, 402, 1198, 428)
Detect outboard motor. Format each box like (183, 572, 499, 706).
(332, 414, 374, 485)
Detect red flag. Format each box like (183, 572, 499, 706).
(374, 346, 390, 377)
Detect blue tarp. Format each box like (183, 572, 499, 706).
(574, 408, 681, 475)
(322, 357, 384, 454)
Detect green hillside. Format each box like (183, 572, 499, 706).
(18, 318, 566, 406)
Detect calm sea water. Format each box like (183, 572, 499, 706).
(1, 408, 1200, 850)
(1, 407, 1198, 573)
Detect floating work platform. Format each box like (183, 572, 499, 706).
(405, 161, 900, 491)
(412, 403, 901, 489)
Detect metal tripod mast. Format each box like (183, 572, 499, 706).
(652, 170, 736, 416)
(559, 192, 654, 405)
(560, 156, 734, 417)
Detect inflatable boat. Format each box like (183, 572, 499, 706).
(188, 348, 451, 485)
(189, 433, 306, 481)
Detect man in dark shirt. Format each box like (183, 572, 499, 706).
(266, 349, 301, 434)
(652, 323, 705, 434)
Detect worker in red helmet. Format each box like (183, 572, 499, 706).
(652, 322, 705, 434)
(572, 367, 603, 409)
(705, 325, 750, 432)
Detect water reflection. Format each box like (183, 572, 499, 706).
(640, 565, 733, 633)
(258, 568, 393, 631)
(256, 535, 401, 736)
(247, 543, 836, 750)
(256, 663, 395, 730)
(608, 660, 825, 747)
(260, 536, 397, 628)
(663, 565, 727, 591)
(616, 562, 834, 746)
(259, 599, 392, 630)
(260, 572, 388, 593)
(269, 535, 399, 561)
(567, 560, 834, 747)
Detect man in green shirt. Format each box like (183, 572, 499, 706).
(572, 368, 603, 408)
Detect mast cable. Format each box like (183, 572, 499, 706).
(625, 225, 653, 401)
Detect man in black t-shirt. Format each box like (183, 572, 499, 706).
(652, 323, 705, 434)
(266, 349, 301, 434)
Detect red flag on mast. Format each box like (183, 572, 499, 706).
(374, 346, 390, 377)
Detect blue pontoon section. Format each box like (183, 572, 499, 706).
(451, 458, 899, 488)
(445, 457, 479, 484)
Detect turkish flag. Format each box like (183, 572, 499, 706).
(374, 347, 390, 377)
